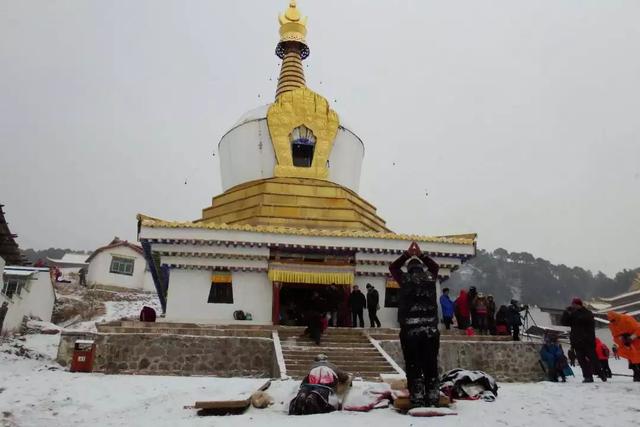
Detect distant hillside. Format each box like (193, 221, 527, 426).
(21, 248, 91, 264)
(446, 248, 639, 309)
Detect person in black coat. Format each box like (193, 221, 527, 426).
(561, 298, 605, 383)
(389, 242, 440, 408)
(348, 286, 366, 328)
(365, 284, 381, 328)
(507, 299, 525, 341)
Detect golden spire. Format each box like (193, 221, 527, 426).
(275, 1, 309, 99)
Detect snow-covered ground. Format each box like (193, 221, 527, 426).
(64, 292, 162, 332)
(1, 332, 638, 427)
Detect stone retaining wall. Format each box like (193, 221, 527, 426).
(57, 331, 276, 378)
(379, 339, 545, 382)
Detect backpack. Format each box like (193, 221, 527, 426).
(233, 310, 246, 320)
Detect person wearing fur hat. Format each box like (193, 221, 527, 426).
(561, 298, 606, 383)
(389, 241, 440, 408)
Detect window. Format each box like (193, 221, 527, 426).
(110, 256, 135, 276)
(290, 125, 316, 167)
(384, 278, 399, 308)
(384, 288, 399, 308)
(1, 277, 24, 299)
(208, 273, 233, 304)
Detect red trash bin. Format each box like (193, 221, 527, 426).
(70, 339, 96, 372)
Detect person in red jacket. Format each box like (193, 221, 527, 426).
(454, 289, 471, 330)
(594, 337, 612, 378)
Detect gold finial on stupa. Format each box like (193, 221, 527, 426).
(275, 0, 310, 98)
(276, 0, 309, 59)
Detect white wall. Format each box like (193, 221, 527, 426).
(218, 118, 365, 194)
(86, 246, 147, 290)
(219, 119, 277, 191)
(142, 271, 156, 293)
(23, 271, 56, 323)
(355, 276, 399, 328)
(327, 127, 364, 192)
(165, 269, 273, 324)
(1, 269, 55, 333)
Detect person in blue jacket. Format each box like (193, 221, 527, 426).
(439, 288, 455, 330)
(540, 332, 572, 382)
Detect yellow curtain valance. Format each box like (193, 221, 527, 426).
(211, 273, 232, 284)
(268, 269, 353, 286)
(386, 279, 399, 289)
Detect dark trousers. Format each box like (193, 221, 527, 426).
(575, 344, 602, 380)
(442, 316, 452, 330)
(599, 359, 612, 378)
(632, 364, 640, 382)
(400, 328, 440, 406)
(368, 308, 381, 328)
(351, 310, 364, 328)
(477, 315, 488, 334)
(512, 325, 520, 341)
(456, 314, 469, 330)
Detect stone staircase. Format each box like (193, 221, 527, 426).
(277, 327, 399, 381)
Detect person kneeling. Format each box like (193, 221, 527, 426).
(289, 354, 351, 415)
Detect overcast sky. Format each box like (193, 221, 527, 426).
(1, 0, 639, 275)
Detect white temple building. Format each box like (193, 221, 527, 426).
(137, 1, 476, 327)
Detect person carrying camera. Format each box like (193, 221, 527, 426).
(561, 298, 606, 383)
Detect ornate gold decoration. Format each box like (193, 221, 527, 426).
(137, 213, 477, 245)
(278, 1, 308, 45)
(268, 88, 339, 179)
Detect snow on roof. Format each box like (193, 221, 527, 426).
(5, 266, 49, 272)
(47, 253, 90, 266)
(86, 239, 143, 263)
(3, 268, 36, 277)
(599, 289, 640, 302)
(588, 302, 611, 310)
(596, 299, 640, 314)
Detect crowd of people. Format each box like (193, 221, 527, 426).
(439, 286, 528, 340)
(537, 297, 640, 383)
(292, 282, 384, 345)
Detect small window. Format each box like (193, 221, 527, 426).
(384, 288, 399, 308)
(110, 256, 135, 276)
(1, 278, 21, 299)
(290, 125, 316, 167)
(384, 278, 399, 308)
(208, 283, 233, 304)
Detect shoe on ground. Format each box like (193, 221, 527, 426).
(582, 377, 594, 383)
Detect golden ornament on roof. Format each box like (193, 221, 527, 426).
(276, 0, 309, 59)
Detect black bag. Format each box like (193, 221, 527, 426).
(233, 310, 246, 320)
(288, 384, 336, 415)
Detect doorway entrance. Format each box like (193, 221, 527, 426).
(275, 282, 351, 327)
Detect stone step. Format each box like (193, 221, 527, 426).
(281, 342, 373, 349)
(284, 362, 394, 372)
(282, 354, 388, 363)
(282, 349, 383, 357)
(278, 334, 370, 341)
(286, 368, 395, 377)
